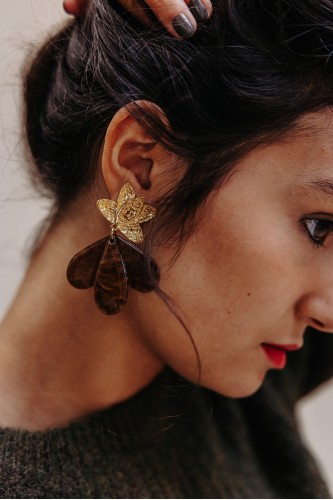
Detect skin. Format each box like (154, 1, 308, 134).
(0, 109, 333, 430)
(63, 0, 213, 38)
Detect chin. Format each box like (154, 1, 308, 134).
(206, 370, 267, 398)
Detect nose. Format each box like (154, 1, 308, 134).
(296, 294, 333, 333)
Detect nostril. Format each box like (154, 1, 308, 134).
(311, 318, 325, 329)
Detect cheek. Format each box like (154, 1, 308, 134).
(169, 228, 288, 335)
(144, 202, 301, 397)
(199, 207, 302, 324)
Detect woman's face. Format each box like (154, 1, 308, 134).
(137, 112, 333, 397)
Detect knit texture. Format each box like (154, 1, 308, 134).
(0, 328, 332, 498)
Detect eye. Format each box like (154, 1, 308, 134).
(303, 218, 333, 248)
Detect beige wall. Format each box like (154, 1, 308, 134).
(0, 0, 333, 492)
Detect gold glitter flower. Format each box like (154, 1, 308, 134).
(96, 183, 157, 244)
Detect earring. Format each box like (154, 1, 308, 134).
(67, 183, 159, 315)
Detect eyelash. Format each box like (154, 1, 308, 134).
(302, 217, 333, 249)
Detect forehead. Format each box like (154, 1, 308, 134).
(233, 111, 333, 186)
(213, 110, 333, 210)
(283, 111, 333, 167)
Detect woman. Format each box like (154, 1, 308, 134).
(0, 0, 333, 497)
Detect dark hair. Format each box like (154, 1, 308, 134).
(24, 0, 333, 251)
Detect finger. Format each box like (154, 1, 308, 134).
(145, 0, 212, 38)
(63, 0, 213, 38)
(117, 0, 157, 26)
(63, 0, 87, 16)
(188, 0, 213, 22)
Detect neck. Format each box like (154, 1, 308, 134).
(0, 195, 163, 430)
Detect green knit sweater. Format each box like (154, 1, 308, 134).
(0, 328, 332, 498)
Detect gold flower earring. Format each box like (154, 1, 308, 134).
(67, 183, 159, 315)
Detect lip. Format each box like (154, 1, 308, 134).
(268, 343, 302, 352)
(261, 343, 302, 369)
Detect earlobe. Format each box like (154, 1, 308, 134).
(101, 106, 159, 198)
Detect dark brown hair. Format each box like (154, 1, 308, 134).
(25, 0, 333, 251)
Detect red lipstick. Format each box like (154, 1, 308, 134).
(269, 344, 301, 352)
(261, 343, 301, 369)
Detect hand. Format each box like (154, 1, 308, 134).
(63, 0, 212, 39)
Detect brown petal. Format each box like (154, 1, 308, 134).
(117, 235, 160, 292)
(94, 238, 128, 315)
(67, 236, 109, 289)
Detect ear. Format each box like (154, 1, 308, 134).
(101, 103, 173, 200)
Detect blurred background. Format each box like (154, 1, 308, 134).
(0, 0, 332, 491)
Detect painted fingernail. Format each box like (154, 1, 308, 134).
(189, 0, 209, 22)
(172, 13, 196, 38)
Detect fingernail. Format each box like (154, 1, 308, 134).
(189, 0, 209, 22)
(172, 13, 196, 38)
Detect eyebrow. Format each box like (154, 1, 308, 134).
(302, 178, 333, 200)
